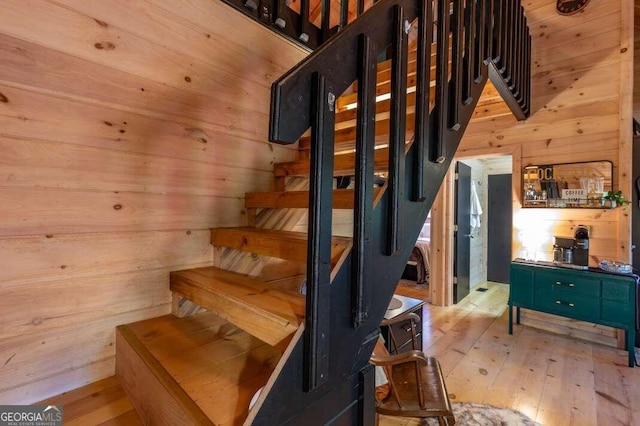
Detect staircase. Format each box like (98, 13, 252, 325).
(115, 0, 531, 424)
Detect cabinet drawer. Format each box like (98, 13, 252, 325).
(534, 288, 599, 322)
(601, 300, 634, 327)
(535, 270, 600, 297)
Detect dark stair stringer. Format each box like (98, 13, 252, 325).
(251, 0, 531, 424)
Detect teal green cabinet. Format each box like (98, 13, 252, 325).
(509, 261, 636, 367)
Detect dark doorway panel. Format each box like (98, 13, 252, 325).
(487, 174, 512, 284)
(454, 162, 471, 303)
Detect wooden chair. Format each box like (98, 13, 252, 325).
(380, 312, 421, 355)
(371, 315, 455, 425)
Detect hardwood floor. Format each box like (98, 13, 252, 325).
(40, 282, 639, 425)
(380, 282, 640, 426)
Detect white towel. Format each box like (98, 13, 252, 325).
(470, 181, 483, 233)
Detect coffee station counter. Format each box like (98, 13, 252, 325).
(512, 258, 623, 274)
(509, 259, 637, 367)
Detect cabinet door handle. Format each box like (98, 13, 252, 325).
(555, 281, 575, 287)
(555, 300, 575, 307)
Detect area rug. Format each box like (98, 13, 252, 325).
(423, 402, 540, 425)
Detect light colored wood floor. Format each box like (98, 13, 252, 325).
(41, 282, 639, 425)
(380, 282, 640, 426)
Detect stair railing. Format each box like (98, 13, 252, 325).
(269, 0, 530, 396)
(221, 0, 367, 50)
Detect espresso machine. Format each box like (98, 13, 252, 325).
(552, 225, 590, 269)
(573, 225, 590, 267)
(553, 237, 574, 265)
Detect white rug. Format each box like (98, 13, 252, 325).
(424, 402, 540, 425)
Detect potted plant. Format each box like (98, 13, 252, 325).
(603, 190, 630, 208)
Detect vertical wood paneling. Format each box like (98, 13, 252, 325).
(459, 0, 630, 266)
(0, 0, 307, 403)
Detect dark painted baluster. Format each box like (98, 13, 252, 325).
(516, 12, 526, 104)
(449, 0, 463, 130)
(499, 0, 512, 75)
(522, 15, 529, 106)
(474, 0, 486, 82)
(509, 0, 517, 81)
(386, 4, 408, 256)
(305, 72, 335, 391)
(339, 0, 349, 29)
(273, 0, 288, 30)
(462, 0, 475, 104)
(508, 2, 520, 90)
(412, 0, 433, 202)
(432, 0, 450, 163)
(352, 33, 377, 327)
(484, 0, 493, 61)
(357, 0, 364, 17)
(299, 0, 310, 43)
(523, 34, 531, 114)
(518, 8, 528, 101)
(321, 0, 331, 42)
(492, 0, 503, 64)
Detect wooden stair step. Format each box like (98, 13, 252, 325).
(300, 82, 503, 153)
(335, 35, 453, 111)
(38, 376, 143, 425)
(116, 312, 285, 425)
(275, 141, 412, 178)
(170, 266, 304, 348)
(210, 227, 351, 265)
(298, 81, 504, 152)
(245, 188, 384, 210)
(337, 72, 436, 113)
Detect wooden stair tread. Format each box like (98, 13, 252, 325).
(117, 312, 283, 425)
(245, 188, 384, 209)
(210, 227, 352, 265)
(275, 141, 412, 178)
(171, 266, 304, 347)
(300, 82, 503, 153)
(39, 376, 142, 426)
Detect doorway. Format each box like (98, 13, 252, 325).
(430, 153, 515, 306)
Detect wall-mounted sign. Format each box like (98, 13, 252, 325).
(561, 188, 587, 203)
(556, 0, 590, 16)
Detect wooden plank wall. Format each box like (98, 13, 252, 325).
(458, 0, 632, 266)
(633, 2, 640, 120)
(0, 0, 306, 404)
